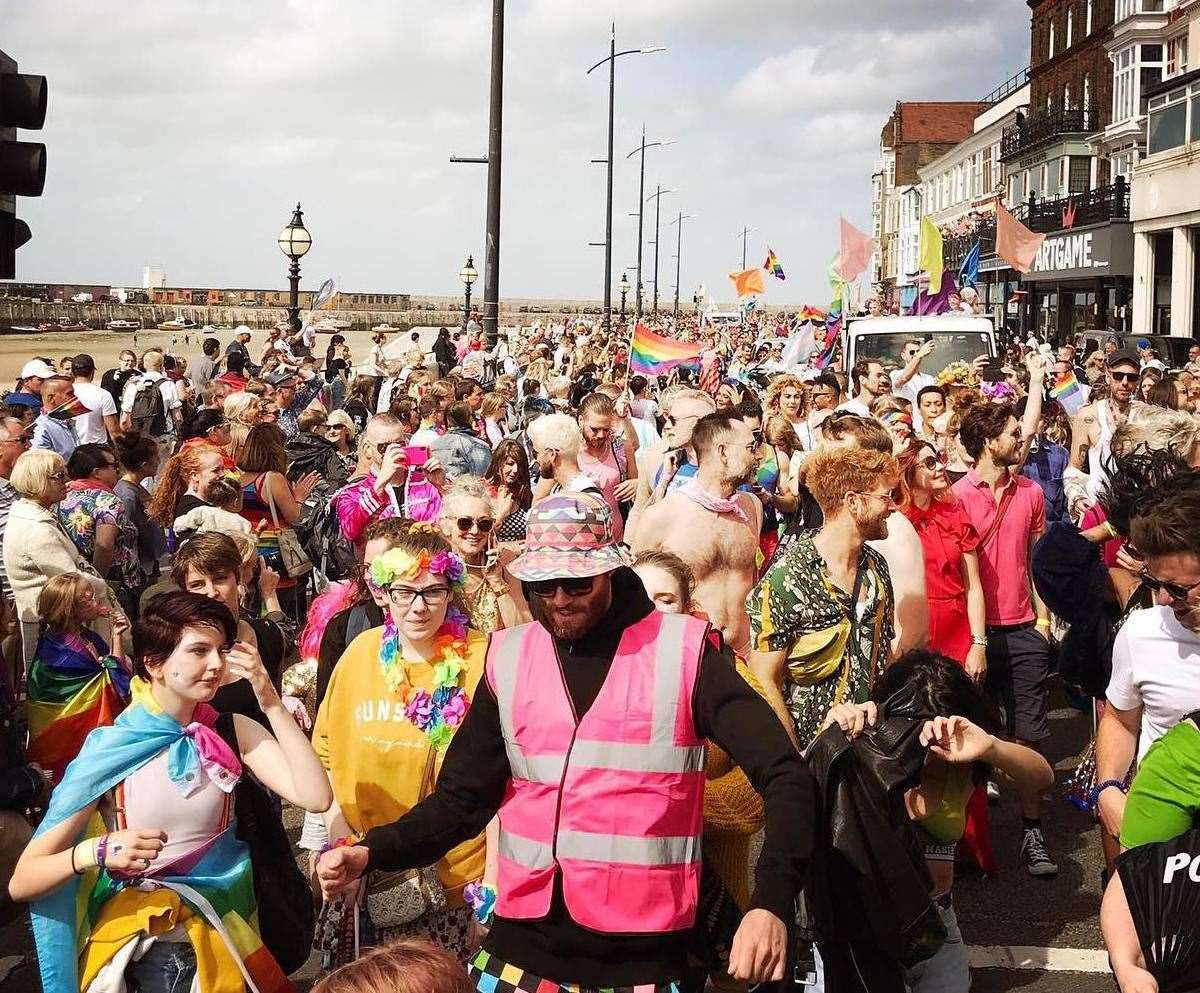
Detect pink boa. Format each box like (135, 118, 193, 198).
(299, 581, 358, 661)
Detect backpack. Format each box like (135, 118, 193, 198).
(129, 377, 168, 436)
(294, 483, 357, 583)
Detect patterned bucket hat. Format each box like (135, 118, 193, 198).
(508, 492, 632, 582)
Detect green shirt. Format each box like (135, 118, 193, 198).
(1121, 718, 1200, 850)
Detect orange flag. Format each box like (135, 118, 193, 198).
(729, 267, 766, 298)
(995, 204, 1046, 275)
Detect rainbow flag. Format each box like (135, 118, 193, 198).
(815, 256, 846, 370)
(1050, 371, 1086, 415)
(46, 390, 92, 421)
(764, 247, 786, 281)
(31, 680, 296, 993)
(25, 631, 131, 784)
(797, 305, 827, 324)
(629, 322, 703, 375)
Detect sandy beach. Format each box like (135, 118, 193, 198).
(0, 324, 448, 386)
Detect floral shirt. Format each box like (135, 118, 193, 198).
(58, 486, 141, 588)
(747, 529, 894, 748)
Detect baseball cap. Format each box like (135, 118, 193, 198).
(507, 492, 632, 582)
(71, 353, 96, 376)
(264, 369, 298, 387)
(20, 359, 57, 380)
(2, 392, 41, 410)
(1106, 348, 1141, 371)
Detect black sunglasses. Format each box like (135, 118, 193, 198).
(1110, 371, 1139, 383)
(456, 516, 494, 534)
(527, 576, 596, 598)
(1142, 572, 1200, 603)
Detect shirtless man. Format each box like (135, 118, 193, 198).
(626, 388, 716, 535)
(630, 411, 762, 656)
(1066, 348, 1146, 519)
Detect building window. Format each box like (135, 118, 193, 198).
(1069, 156, 1091, 194)
(1086, 0, 1093, 35)
(1049, 20, 1056, 59)
(1147, 82, 1195, 154)
(972, 151, 983, 198)
(1064, 82, 1072, 109)
(1142, 44, 1165, 105)
(1067, 7, 1074, 49)
(1167, 35, 1189, 78)
(1040, 162, 1049, 196)
(1083, 73, 1091, 112)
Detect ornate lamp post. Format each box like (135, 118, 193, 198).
(460, 255, 478, 332)
(618, 272, 630, 321)
(276, 203, 311, 333)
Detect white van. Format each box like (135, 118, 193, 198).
(843, 315, 998, 373)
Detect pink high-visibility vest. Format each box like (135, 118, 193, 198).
(485, 610, 709, 934)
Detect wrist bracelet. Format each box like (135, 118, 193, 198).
(1035, 619, 1051, 630)
(70, 842, 80, 875)
(971, 635, 988, 648)
(1103, 520, 1119, 540)
(1089, 778, 1127, 814)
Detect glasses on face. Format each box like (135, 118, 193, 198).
(854, 490, 895, 509)
(918, 450, 949, 471)
(1141, 572, 1200, 604)
(1, 433, 31, 448)
(386, 585, 451, 609)
(207, 421, 229, 432)
(324, 424, 346, 432)
(664, 412, 699, 429)
(527, 575, 597, 599)
(456, 516, 494, 534)
(1110, 371, 1139, 383)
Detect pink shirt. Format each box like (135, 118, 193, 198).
(577, 446, 625, 543)
(951, 469, 1045, 626)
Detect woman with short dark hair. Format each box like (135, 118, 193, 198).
(10, 591, 331, 993)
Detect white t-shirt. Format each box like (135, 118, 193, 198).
(120, 373, 182, 435)
(891, 369, 936, 405)
(72, 381, 117, 444)
(1108, 605, 1200, 763)
(835, 398, 871, 417)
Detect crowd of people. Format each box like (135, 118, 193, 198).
(0, 310, 1197, 993)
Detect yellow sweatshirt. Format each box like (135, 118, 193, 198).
(313, 627, 488, 905)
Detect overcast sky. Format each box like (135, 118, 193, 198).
(6, 1, 1028, 305)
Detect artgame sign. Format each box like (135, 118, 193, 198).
(1023, 221, 1134, 282)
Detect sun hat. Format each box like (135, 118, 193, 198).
(507, 492, 632, 582)
(20, 359, 56, 380)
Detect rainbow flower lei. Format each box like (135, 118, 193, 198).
(370, 547, 471, 750)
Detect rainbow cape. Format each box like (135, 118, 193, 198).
(764, 247, 786, 281)
(1050, 371, 1085, 415)
(25, 631, 130, 784)
(629, 322, 703, 375)
(31, 680, 294, 993)
(46, 390, 92, 421)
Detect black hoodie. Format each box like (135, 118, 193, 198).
(362, 567, 815, 986)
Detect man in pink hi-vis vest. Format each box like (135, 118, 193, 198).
(318, 492, 815, 993)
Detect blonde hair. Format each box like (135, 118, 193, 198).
(439, 475, 494, 518)
(1115, 409, 1200, 459)
(527, 413, 582, 458)
(9, 449, 64, 502)
(37, 572, 90, 632)
(765, 375, 806, 418)
(326, 408, 358, 439)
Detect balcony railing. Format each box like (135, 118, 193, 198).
(981, 66, 1031, 106)
(1001, 106, 1099, 160)
(1025, 178, 1130, 232)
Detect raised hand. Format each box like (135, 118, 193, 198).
(920, 715, 995, 764)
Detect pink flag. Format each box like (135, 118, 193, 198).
(995, 204, 1046, 275)
(837, 217, 874, 283)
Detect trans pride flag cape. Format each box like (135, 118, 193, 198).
(31, 679, 294, 993)
(25, 630, 131, 784)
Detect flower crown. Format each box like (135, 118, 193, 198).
(936, 361, 979, 388)
(369, 546, 467, 589)
(980, 380, 1016, 402)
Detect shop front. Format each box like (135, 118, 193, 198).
(1018, 220, 1134, 343)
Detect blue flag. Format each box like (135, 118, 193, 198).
(960, 241, 981, 288)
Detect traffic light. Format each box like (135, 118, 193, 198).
(0, 49, 47, 279)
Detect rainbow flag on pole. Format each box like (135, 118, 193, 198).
(764, 248, 786, 281)
(1050, 371, 1086, 415)
(815, 255, 846, 370)
(46, 390, 93, 421)
(629, 323, 703, 375)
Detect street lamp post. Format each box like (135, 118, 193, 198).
(460, 255, 478, 332)
(619, 272, 630, 320)
(646, 186, 673, 315)
(626, 132, 675, 320)
(276, 202, 311, 333)
(671, 211, 695, 317)
(587, 27, 665, 336)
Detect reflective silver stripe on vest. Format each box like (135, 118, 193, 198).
(490, 628, 535, 781)
(556, 829, 699, 866)
(650, 613, 688, 745)
(499, 829, 555, 870)
(569, 739, 704, 774)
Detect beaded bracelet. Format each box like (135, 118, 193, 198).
(319, 836, 355, 855)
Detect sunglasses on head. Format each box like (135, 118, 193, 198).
(527, 575, 597, 598)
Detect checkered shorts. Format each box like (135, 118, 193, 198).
(468, 949, 682, 993)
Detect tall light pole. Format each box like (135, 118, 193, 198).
(646, 186, 673, 315)
(736, 224, 752, 269)
(448, 0, 504, 350)
(619, 272, 630, 320)
(587, 28, 665, 336)
(626, 131, 675, 320)
(672, 211, 694, 317)
(276, 202, 311, 333)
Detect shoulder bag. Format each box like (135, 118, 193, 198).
(364, 745, 447, 928)
(264, 473, 313, 577)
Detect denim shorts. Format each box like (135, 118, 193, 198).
(127, 940, 197, 993)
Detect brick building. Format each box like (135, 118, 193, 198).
(871, 101, 989, 304)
